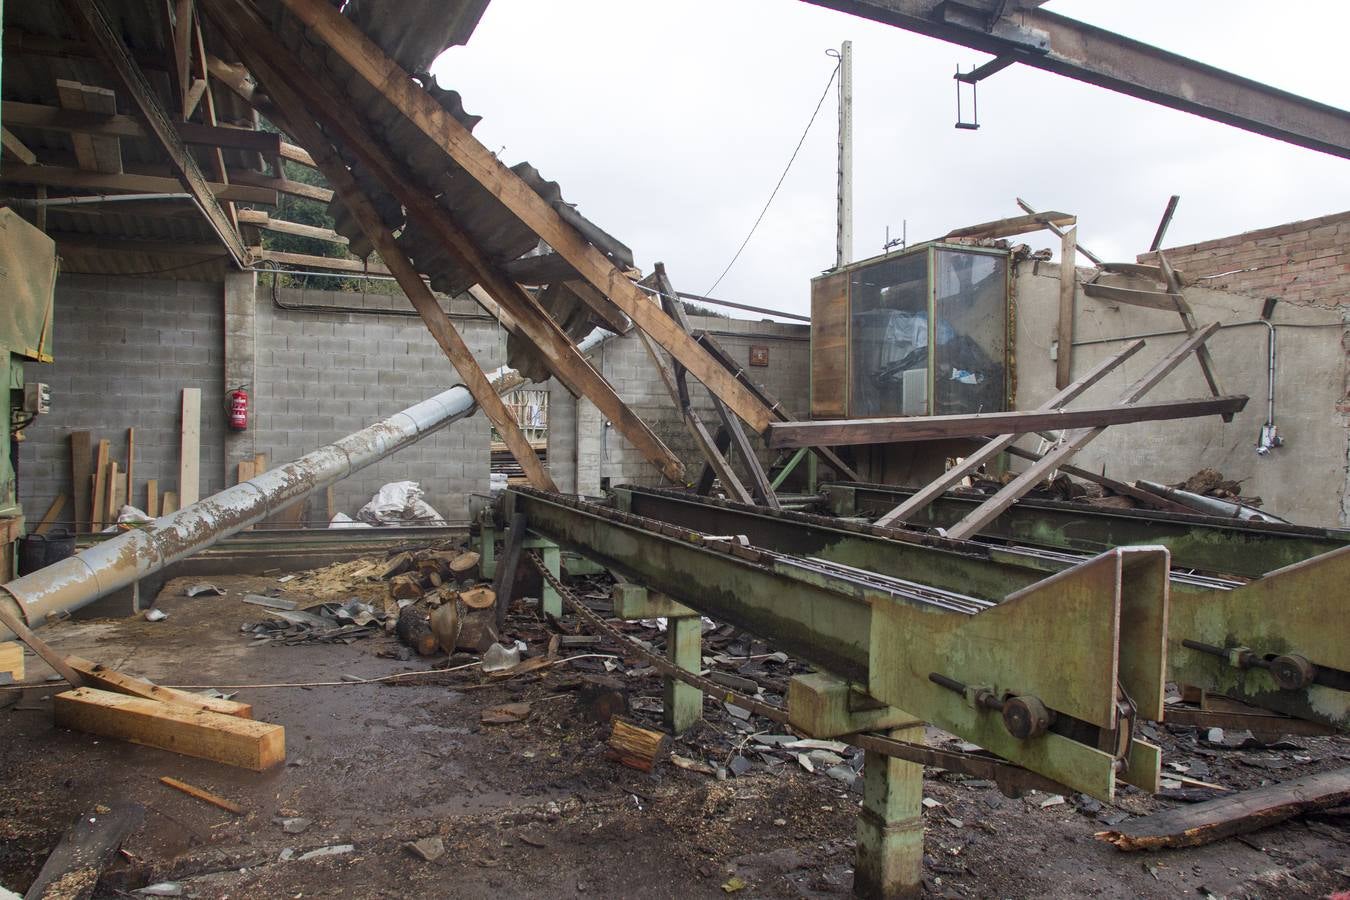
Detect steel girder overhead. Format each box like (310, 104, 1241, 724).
(802, 0, 1350, 159)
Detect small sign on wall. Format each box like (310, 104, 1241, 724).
(749, 346, 769, 367)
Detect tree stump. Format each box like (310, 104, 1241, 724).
(396, 605, 438, 657)
(606, 719, 671, 772)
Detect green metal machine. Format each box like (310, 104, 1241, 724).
(0, 208, 58, 577)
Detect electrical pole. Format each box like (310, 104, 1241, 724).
(835, 40, 853, 269)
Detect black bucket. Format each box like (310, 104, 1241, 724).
(16, 529, 77, 576)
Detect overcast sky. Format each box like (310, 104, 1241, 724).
(431, 0, 1350, 320)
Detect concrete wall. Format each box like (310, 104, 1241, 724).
(1012, 261, 1349, 525)
(19, 275, 509, 528)
(547, 316, 812, 492)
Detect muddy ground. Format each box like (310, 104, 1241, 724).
(1, 560, 1347, 899)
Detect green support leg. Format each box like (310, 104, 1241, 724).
(539, 543, 561, 618)
(663, 615, 703, 734)
(854, 723, 925, 899)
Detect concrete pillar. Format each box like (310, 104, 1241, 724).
(663, 615, 703, 733)
(854, 723, 925, 899)
(222, 270, 257, 483)
(575, 396, 603, 495)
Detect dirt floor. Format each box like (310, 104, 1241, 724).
(1, 557, 1348, 899)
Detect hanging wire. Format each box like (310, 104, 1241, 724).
(704, 55, 842, 295)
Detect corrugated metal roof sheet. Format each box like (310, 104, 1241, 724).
(254, 0, 634, 376)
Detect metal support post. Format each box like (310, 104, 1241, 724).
(613, 583, 704, 733)
(664, 615, 704, 734)
(522, 536, 561, 618)
(477, 508, 497, 579)
(835, 39, 853, 269)
(854, 723, 925, 899)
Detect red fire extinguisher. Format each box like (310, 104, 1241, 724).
(228, 385, 249, 431)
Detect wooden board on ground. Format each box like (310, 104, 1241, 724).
(125, 427, 135, 507)
(0, 641, 23, 681)
(146, 479, 159, 518)
(65, 656, 252, 718)
(21, 802, 144, 900)
(1097, 766, 1350, 850)
(161, 491, 179, 515)
(179, 388, 201, 506)
(54, 687, 283, 770)
(105, 461, 121, 525)
(70, 431, 92, 533)
(35, 495, 67, 535)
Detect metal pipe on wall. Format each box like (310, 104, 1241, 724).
(0, 328, 611, 641)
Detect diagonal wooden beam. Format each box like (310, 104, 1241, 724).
(60, 0, 249, 264)
(944, 323, 1224, 540)
(55, 80, 122, 173)
(874, 338, 1145, 526)
(201, 0, 683, 483)
(1157, 250, 1225, 409)
(0, 127, 37, 165)
(654, 264, 778, 509)
(275, 0, 775, 433)
(234, 59, 553, 491)
(946, 211, 1075, 241)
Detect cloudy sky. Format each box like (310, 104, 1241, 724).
(431, 0, 1350, 320)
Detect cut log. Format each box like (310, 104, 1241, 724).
(53, 687, 284, 770)
(388, 574, 424, 600)
(380, 551, 414, 579)
(455, 606, 499, 653)
(395, 605, 439, 657)
(430, 602, 461, 655)
(459, 586, 496, 610)
(1096, 766, 1350, 850)
(578, 674, 628, 724)
(23, 802, 144, 900)
(606, 718, 671, 772)
(448, 550, 480, 574)
(65, 656, 252, 718)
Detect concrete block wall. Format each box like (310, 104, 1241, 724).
(1138, 210, 1349, 307)
(252, 285, 507, 523)
(19, 275, 228, 528)
(548, 315, 811, 491)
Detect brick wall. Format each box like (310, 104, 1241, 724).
(1138, 210, 1349, 307)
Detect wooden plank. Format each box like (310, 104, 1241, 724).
(70, 431, 92, 533)
(562, 279, 634, 335)
(125, 427, 135, 509)
(228, 168, 334, 203)
(179, 388, 201, 507)
(1057, 226, 1077, 389)
(1081, 281, 1185, 311)
(105, 461, 120, 525)
(56, 79, 122, 174)
(171, 0, 195, 115)
(876, 340, 1147, 526)
(325, 485, 336, 523)
(236, 459, 255, 485)
(492, 512, 528, 630)
(60, 0, 251, 263)
(90, 439, 109, 530)
(270, 0, 775, 433)
(22, 802, 144, 900)
(2, 100, 283, 155)
(1097, 766, 1350, 851)
(0, 163, 275, 204)
(65, 655, 253, 718)
(1016, 198, 1103, 267)
(160, 775, 244, 815)
(1158, 250, 1225, 407)
(161, 491, 179, 514)
(54, 687, 284, 770)
(146, 479, 159, 518)
(256, 248, 390, 275)
(253, 452, 267, 474)
(810, 271, 849, 418)
(945, 323, 1224, 540)
(768, 395, 1246, 448)
(205, 3, 682, 482)
(1149, 194, 1181, 252)
(945, 210, 1075, 241)
(34, 495, 67, 535)
(0, 603, 87, 688)
(279, 140, 316, 168)
(0, 126, 37, 164)
(0, 641, 23, 681)
(236, 209, 348, 244)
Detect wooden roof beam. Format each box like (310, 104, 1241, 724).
(0, 128, 37, 165)
(237, 209, 347, 244)
(3, 101, 283, 156)
(275, 0, 775, 433)
(945, 211, 1076, 241)
(57, 0, 250, 264)
(0, 164, 275, 204)
(55, 80, 122, 174)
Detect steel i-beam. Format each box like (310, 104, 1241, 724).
(617, 486, 1350, 734)
(506, 487, 1167, 801)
